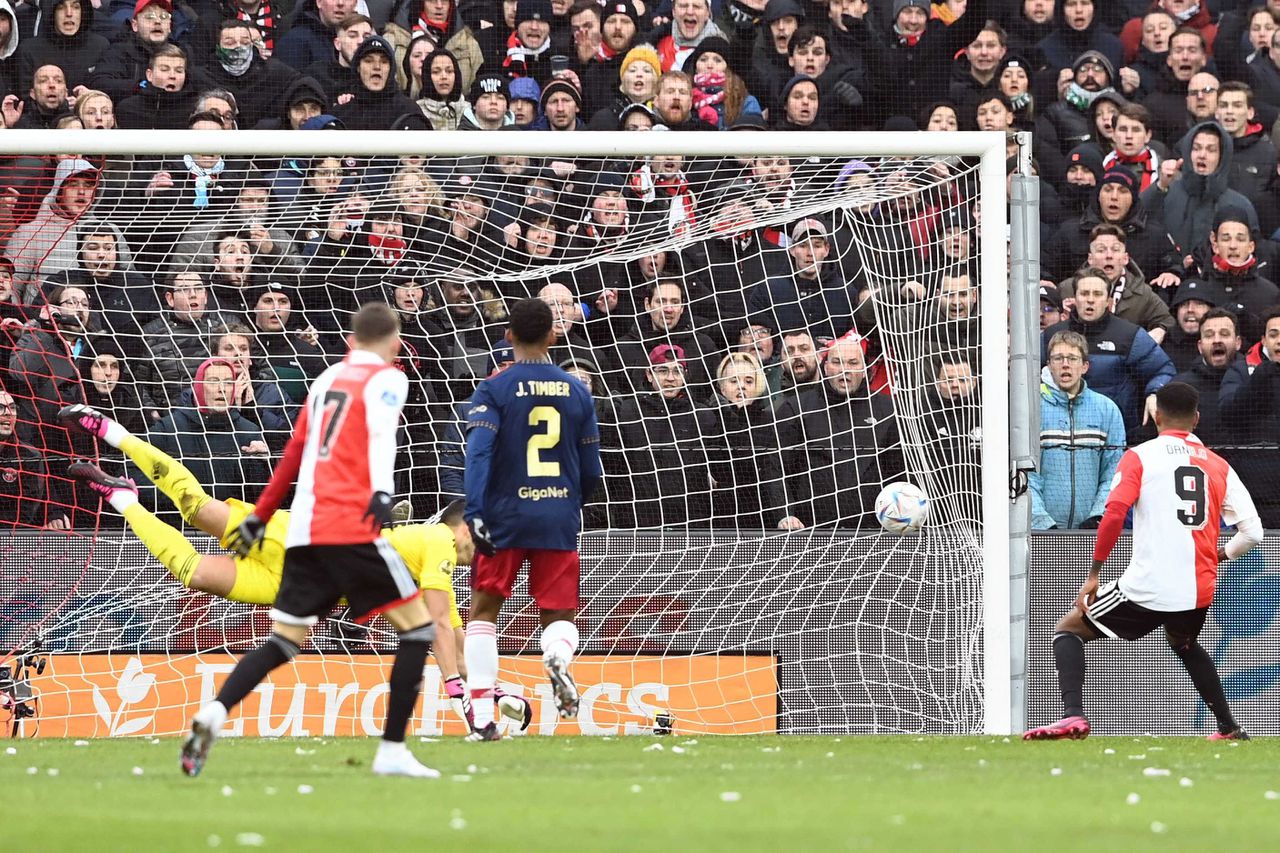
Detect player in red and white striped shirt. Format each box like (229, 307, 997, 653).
(1025, 382, 1263, 741)
(182, 304, 441, 779)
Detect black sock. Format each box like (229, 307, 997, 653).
(1172, 639, 1238, 734)
(1053, 632, 1087, 719)
(383, 626, 433, 743)
(215, 634, 299, 712)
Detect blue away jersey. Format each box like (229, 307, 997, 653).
(463, 361, 602, 550)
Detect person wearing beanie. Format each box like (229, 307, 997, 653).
(1046, 167, 1176, 300)
(581, 0, 641, 114)
(415, 47, 470, 130)
(331, 35, 421, 130)
(460, 71, 514, 130)
(850, 0, 988, 127)
(1034, 0, 1124, 79)
(504, 0, 557, 83)
(683, 35, 761, 129)
(1057, 143, 1105, 215)
(1034, 48, 1117, 183)
(534, 77, 584, 130)
(773, 73, 827, 130)
(743, 0, 804, 115)
(994, 53, 1035, 127)
(588, 43, 659, 125)
(509, 75, 542, 125)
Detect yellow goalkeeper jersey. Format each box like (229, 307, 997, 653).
(221, 498, 462, 628)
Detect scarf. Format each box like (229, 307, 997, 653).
(1212, 254, 1258, 277)
(1102, 148, 1159, 192)
(931, 2, 957, 24)
(368, 233, 407, 265)
(692, 72, 725, 127)
(1064, 83, 1112, 112)
(217, 44, 254, 77)
(630, 166, 696, 237)
(236, 1, 275, 54)
(1009, 91, 1031, 111)
(1110, 275, 1126, 312)
(1174, 3, 1200, 22)
(414, 12, 451, 43)
(595, 41, 619, 62)
(183, 155, 226, 209)
(503, 31, 550, 75)
(895, 25, 922, 47)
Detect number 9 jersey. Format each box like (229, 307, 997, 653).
(1104, 430, 1259, 611)
(463, 361, 601, 551)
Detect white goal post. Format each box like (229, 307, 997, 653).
(0, 129, 1014, 736)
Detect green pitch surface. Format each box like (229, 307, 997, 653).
(6, 735, 1280, 852)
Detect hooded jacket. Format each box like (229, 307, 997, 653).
(273, 3, 335, 74)
(1029, 377, 1125, 530)
(1174, 354, 1250, 447)
(384, 0, 483, 96)
(201, 51, 300, 130)
(17, 0, 109, 89)
(0, 0, 19, 97)
(1141, 122, 1261, 269)
(254, 75, 329, 130)
(415, 47, 469, 130)
(331, 38, 421, 129)
(5, 158, 98, 303)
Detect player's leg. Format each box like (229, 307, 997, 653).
(375, 596, 441, 775)
(183, 548, 334, 777)
(530, 549, 582, 720)
(1164, 611, 1249, 740)
(59, 404, 230, 537)
(465, 550, 522, 740)
(451, 624, 532, 732)
(1024, 606, 1099, 740)
(70, 462, 241, 597)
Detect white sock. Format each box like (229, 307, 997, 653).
(465, 621, 498, 728)
(108, 489, 138, 513)
(194, 701, 227, 732)
(101, 419, 129, 448)
(540, 620, 579, 666)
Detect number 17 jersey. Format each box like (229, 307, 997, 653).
(464, 361, 600, 551)
(1107, 431, 1258, 611)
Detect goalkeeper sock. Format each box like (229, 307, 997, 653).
(99, 417, 130, 449)
(465, 621, 498, 728)
(119, 434, 212, 525)
(122, 503, 202, 589)
(1171, 637, 1239, 734)
(383, 624, 433, 744)
(540, 620, 579, 666)
(1053, 631, 1087, 719)
(215, 633, 300, 712)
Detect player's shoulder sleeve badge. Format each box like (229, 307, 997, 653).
(437, 559, 453, 576)
(381, 389, 401, 406)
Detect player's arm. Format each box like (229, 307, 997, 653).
(362, 368, 409, 529)
(462, 383, 500, 554)
(577, 392, 603, 505)
(1218, 465, 1264, 563)
(1079, 449, 1143, 610)
(227, 402, 310, 555)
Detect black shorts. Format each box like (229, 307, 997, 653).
(1084, 580, 1209, 641)
(271, 541, 419, 626)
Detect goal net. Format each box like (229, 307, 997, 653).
(0, 130, 1009, 737)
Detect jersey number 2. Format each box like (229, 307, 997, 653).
(527, 406, 561, 477)
(1174, 465, 1207, 528)
(317, 390, 351, 459)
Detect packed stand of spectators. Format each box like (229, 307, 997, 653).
(0, 0, 1277, 532)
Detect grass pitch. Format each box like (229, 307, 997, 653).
(7, 735, 1279, 852)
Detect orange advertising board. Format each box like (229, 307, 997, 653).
(33, 653, 777, 738)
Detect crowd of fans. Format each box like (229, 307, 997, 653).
(0, 0, 1277, 534)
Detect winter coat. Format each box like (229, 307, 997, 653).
(1174, 355, 1251, 447)
(273, 4, 334, 74)
(1042, 312, 1176, 435)
(0, 1, 19, 98)
(1162, 325, 1202, 373)
(16, 0, 109, 89)
(383, 3, 483, 95)
(1043, 202, 1173, 284)
(607, 312, 720, 401)
(5, 158, 99, 303)
(747, 267, 857, 342)
(0, 436, 52, 528)
(1201, 263, 1280, 349)
(706, 395, 792, 529)
(201, 54, 301, 129)
(133, 406, 271, 511)
(1217, 354, 1280, 525)
(88, 31, 168, 104)
(6, 326, 88, 455)
(1035, 10, 1123, 77)
(775, 380, 904, 528)
(614, 390, 715, 527)
(134, 310, 228, 412)
(330, 42, 422, 130)
(41, 266, 160, 358)
(1141, 122, 1260, 266)
(1029, 378, 1125, 530)
(115, 82, 201, 129)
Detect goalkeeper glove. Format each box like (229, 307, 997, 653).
(363, 491, 395, 531)
(445, 676, 475, 730)
(226, 513, 267, 557)
(468, 516, 497, 557)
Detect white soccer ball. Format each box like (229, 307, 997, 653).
(874, 482, 929, 535)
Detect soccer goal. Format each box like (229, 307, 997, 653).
(0, 129, 1013, 737)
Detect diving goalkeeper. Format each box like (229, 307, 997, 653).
(58, 403, 531, 733)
